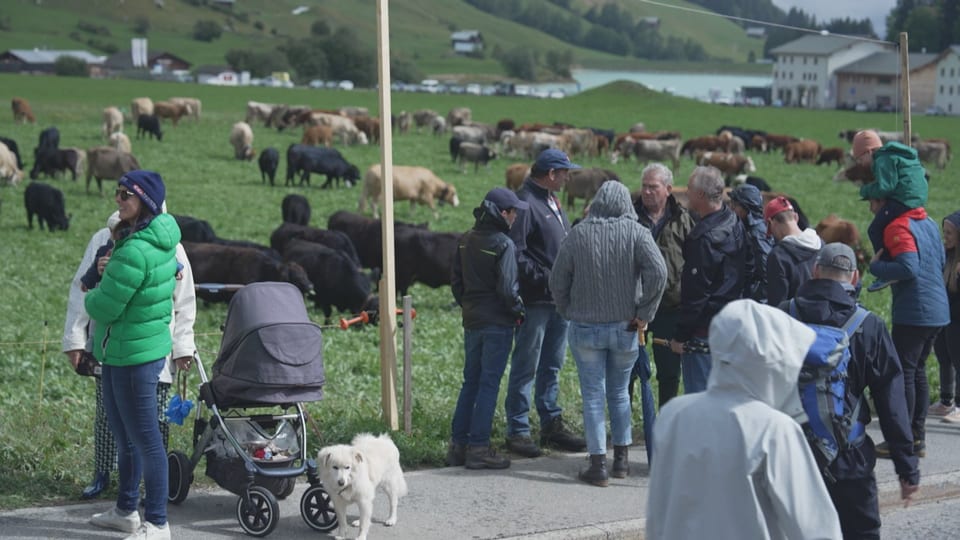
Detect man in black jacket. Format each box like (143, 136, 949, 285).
(449, 188, 527, 470)
(670, 166, 747, 393)
(789, 243, 919, 538)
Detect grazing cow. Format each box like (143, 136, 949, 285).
(680, 135, 728, 157)
(301, 124, 334, 147)
(282, 239, 376, 321)
(732, 175, 773, 192)
(229, 121, 254, 160)
(629, 122, 646, 134)
(412, 109, 439, 132)
(12, 97, 36, 124)
(784, 139, 821, 164)
(360, 165, 459, 219)
(136, 114, 163, 141)
(496, 118, 516, 137)
(716, 126, 768, 150)
(816, 214, 869, 270)
(286, 144, 361, 188)
(391, 227, 461, 295)
(24, 182, 69, 231)
(833, 162, 874, 185)
(452, 125, 487, 145)
(924, 138, 952, 161)
(338, 106, 369, 118)
(34, 127, 60, 160)
(0, 136, 24, 169)
(431, 115, 447, 136)
(353, 116, 380, 144)
(915, 140, 949, 170)
(327, 210, 428, 272)
(183, 242, 314, 303)
(85, 146, 140, 193)
(564, 168, 619, 211)
(281, 194, 311, 226)
(270, 223, 362, 268)
(130, 97, 154, 123)
(109, 132, 132, 154)
(838, 129, 860, 143)
(448, 137, 463, 162)
(763, 133, 799, 153)
(397, 111, 412, 134)
(30, 147, 86, 181)
(307, 112, 366, 145)
(153, 101, 190, 126)
(245, 101, 276, 126)
(258, 147, 279, 185)
(634, 139, 682, 172)
(457, 142, 497, 172)
(168, 97, 201, 121)
(0, 142, 23, 185)
(173, 215, 217, 243)
(505, 163, 530, 191)
(447, 107, 472, 128)
(102, 107, 123, 138)
(816, 147, 845, 167)
(698, 151, 756, 179)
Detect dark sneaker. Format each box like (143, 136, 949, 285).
(445, 440, 466, 467)
(465, 445, 511, 470)
(867, 279, 895, 292)
(874, 441, 891, 459)
(875, 440, 925, 459)
(505, 435, 542, 458)
(915, 439, 926, 458)
(540, 416, 587, 452)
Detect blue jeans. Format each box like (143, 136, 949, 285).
(632, 345, 656, 462)
(452, 326, 514, 447)
(102, 359, 167, 526)
(681, 338, 711, 394)
(568, 321, 636, 455)
(505, 305, 569, 436)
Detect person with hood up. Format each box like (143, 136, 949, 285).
(448, 188, 527, 470)
(648, 299, 842, 540)
(551, 181, 667, 486)
(85, 170, 181, 540)
(933, 211, 960, 422)
(764, 195, 822, 306)
(729, 183, 774, 303)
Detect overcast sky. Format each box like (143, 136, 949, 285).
(769, 0, 897, 38)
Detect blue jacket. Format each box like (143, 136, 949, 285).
(870, 208, 949, 327)
(676, 205, 747, 342)
(509, 177, 570, 305)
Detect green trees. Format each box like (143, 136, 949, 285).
(192, 20, 222, 42)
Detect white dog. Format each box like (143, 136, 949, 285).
(318, 432, 408, 540)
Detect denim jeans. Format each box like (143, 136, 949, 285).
(681, 338, 711, 394)
(505, 305, 569, 436)
(933, 322, 960, 405)
(452, 326, 514, 447)
(102, 358, 167, 527)
(632, 345, 656, 462)
(892, 325, 939, 441)
(568, 321, 637, 456)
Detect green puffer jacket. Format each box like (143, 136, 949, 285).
(85, 213, 181, 366)
(859, 141, 927, 208)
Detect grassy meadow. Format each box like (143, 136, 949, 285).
(0, 73, 957, 509)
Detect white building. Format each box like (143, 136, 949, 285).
(451, 30, 483, 54)
(770, 35, 891, 108)
(834, 52, 939, 111)
(932, 45, 960, 115)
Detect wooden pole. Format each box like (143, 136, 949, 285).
(376, 0, 399, 430)
(402, 295, 413, 434)
(899, 32, 912, 146)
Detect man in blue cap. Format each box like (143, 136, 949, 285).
(504, 148, 587, 457)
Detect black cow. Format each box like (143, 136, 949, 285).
(174, 214, 217, 243)
(448, 136, 463, 162)
(183, 241, 313, 303)
(258, 147, 279, 186)
(281, 194, 311, 226)
(457, 142, 497, 172)
(137, 114, 163, 141)
(716, 125, 767, 150)
(24, 182, 70, 231)
(30, 148, 84, 180)
(586, 127, 615, 145)
(283, 239, 377, 322)
(33, 127, 59, 160)
(285, 144, 360, 188)
(736, 175, 773, 192)
(327, 210, 428, 272)
(0, 136, 23, 169)
(270, 223, 362, 268)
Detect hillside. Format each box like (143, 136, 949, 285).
(0, 0, 765, 78)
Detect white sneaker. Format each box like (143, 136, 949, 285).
(123, 521, 171, 540)
(942, 408, 960, 424)
(90, 507, 141, 533)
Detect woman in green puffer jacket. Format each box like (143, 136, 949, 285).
(84, 170, 180, 540)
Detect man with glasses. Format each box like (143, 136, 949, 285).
(504, 148, 586, 458)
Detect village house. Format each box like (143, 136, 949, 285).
(104, 50, 191, 75)
(451, 30, 483, 55)
(932, 45, 960, 115)
(833, 51, 938, 111)
(0, 48, 107, 76)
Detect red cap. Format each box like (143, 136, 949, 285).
(763, 196, 794, 222)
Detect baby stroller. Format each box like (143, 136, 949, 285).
(167, 281, 339, 537)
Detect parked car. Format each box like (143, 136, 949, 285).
(338, 80, 355, 90)
(309, 80, 326, 89)
(926, 105, 947, 116)
(465, 84, 481, 95)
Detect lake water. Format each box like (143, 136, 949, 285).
(530, 69, 773, 102)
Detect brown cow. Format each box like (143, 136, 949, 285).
(816, 214, 868, 270)
(564, 168, 619, 211)
(816, 147, 845, 167)
(301, 125, 334, 147)
(11, 97, 35, 124)
(360, 165, 460, 219)
(153, 101, 189, 126)
(764, 133, 799, 153)
(353, 116, 380, 144)
(505, 163, 529, 191)
(833, 163, 873, 185)
(698, 152, 756, 178)
(784, 139, 821, 164)
(681, 135, 728, 157)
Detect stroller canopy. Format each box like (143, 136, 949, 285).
(210, 282, 325, 407)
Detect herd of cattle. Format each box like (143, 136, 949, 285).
(4, 95, 954, 321)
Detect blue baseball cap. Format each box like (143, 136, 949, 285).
(533, 148, 581, 174)
(484, 187, 529, 211)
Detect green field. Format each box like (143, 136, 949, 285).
(0, 73, 956, 509)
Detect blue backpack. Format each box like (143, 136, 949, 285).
(789, 300, 870, 480)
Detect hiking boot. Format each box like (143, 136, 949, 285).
(876, 440, 926, 459)
(505, 435, 542, 458)
(90, 507, 141, 533)
(540, 416, 586, 452)
(929, 401, 955, 416)
(123, 521, 170, 540)
(81, 471, 110, 500)
(915, 439, 926, 458)
(611, 445, 630, 479)
(942, 408, 960, 423)
(874, 441, 891, 459)
(579, 454, 609, 487)
(465, 445, 511, 470)
(445, 440, 466, 467)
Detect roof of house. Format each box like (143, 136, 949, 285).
(3, 49, 106, 64)
(195, 64, 235, 75)
(769, 35, 880, 56)
(105, 50, 192, 70)
(836, 51, 939, 75)
(450, 30, 482, 41)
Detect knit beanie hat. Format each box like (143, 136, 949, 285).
(944, 210, 960, 231)
(119, 170, 165, 215)
(852, 130, 882, 159)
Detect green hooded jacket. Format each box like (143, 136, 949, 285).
(859, 141, 927, 208)
(85, 213, 181, 366)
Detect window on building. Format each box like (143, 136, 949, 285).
(814, 58, 818, 65)
(941, 85, 945, 94)
(803, 57, 808, 65)
(790, 56, 794, 64)
(878, 76, 893, 85)
(950, 67, 955, 77)
(790, 72, 794, 79)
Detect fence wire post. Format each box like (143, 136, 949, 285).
(38, 320, 49, 401)
(402, 296, 413, 434)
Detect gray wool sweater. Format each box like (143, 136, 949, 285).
(550, 181, 667, 323)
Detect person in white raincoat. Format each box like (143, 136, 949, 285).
(647, 299, 842, 540)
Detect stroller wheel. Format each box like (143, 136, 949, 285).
(237, 485, 279, 537)
(167, 451, 192, 504)
(276, 478, 296, 500)
(300, 485, 338, 532)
